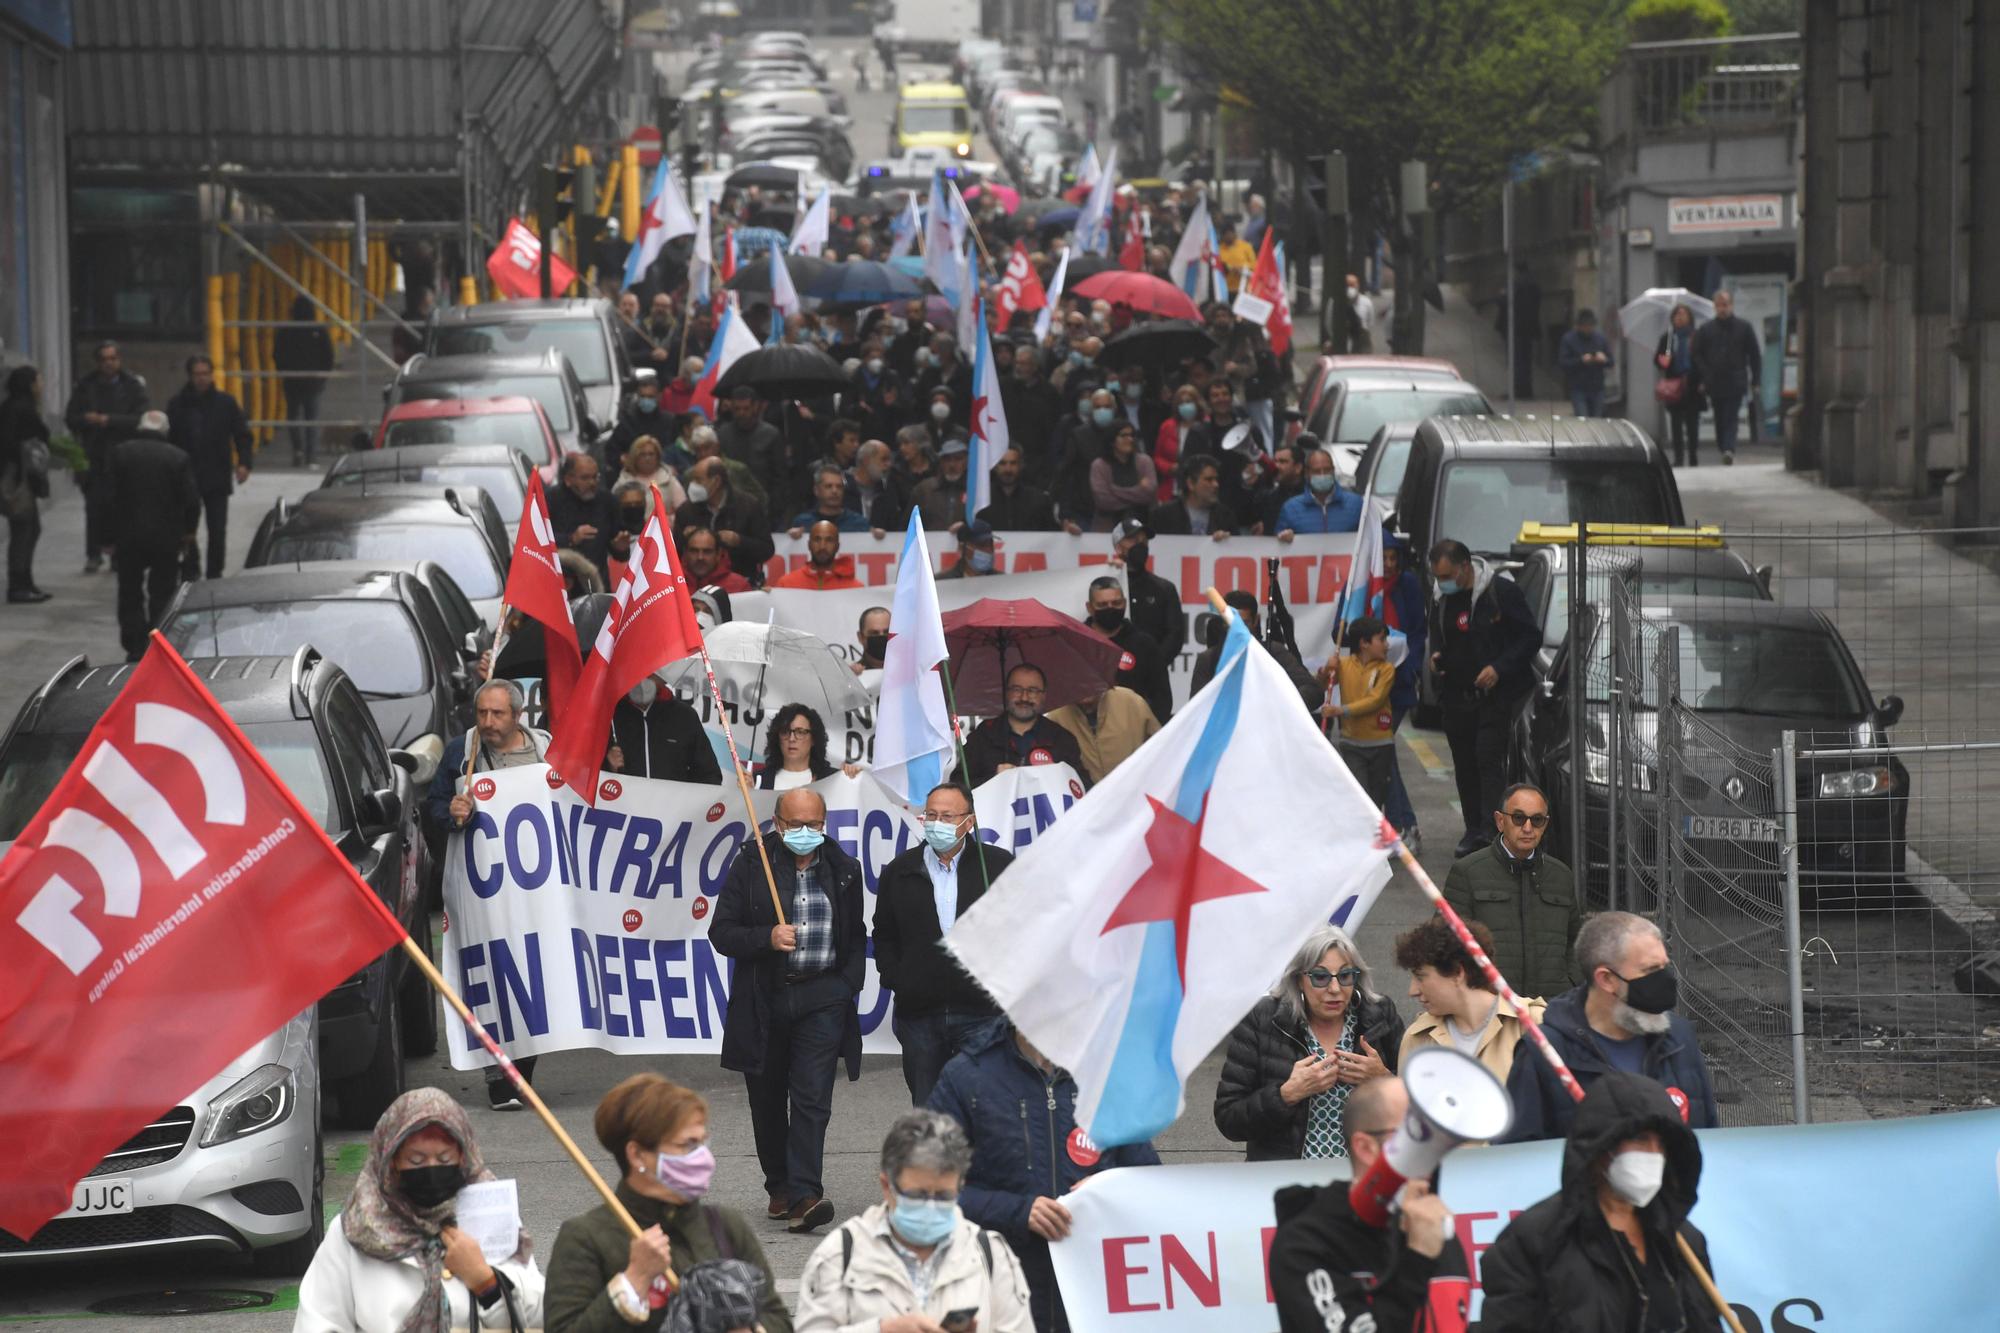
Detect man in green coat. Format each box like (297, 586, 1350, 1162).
(1441, 783, 1580, 1001)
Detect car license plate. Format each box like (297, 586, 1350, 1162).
(59, 1177, 133, 1218)
(1684, 814, 1780, 842)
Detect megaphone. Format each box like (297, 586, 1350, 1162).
(1349, 1046, 1513, 1227)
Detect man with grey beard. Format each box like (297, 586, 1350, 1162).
(1500, 911, 1719, 1141)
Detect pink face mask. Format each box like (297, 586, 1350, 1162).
(655, 1144, 715, 1199)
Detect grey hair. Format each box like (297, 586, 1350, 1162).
(138, 409, 170, 434)
(1574, 911, 1662, 981)
(1274, 924, 1378, 1030)
(857, 438, 892, 464)
(612, 480, 649, 502)
(880, 1109, 972, 1182)
(689, 423, 718, 448)
(475, 678, 526, 714)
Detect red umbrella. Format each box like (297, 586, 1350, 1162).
(1072, 270, 1203, 321)
(939, 598, 1126, 715)
(964, 182, 1021, 214)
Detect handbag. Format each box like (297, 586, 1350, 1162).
(22, 438, 50, 499)
(1654, 375, 1688, 407)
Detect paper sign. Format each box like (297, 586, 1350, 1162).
(454, 1179, 521, 1264)
(1231, 291, 1274, 326)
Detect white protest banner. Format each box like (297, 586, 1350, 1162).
(1231, 290, 1275, 326)
(1049, 1160, 1347, 1332)
(755, 533, 1353, 708)
(453, 1179, 522, 1264)
(441, 763, 1082, 1068)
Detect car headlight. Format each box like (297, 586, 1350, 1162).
(199, 1064, 295, 1148)
(1581, 750, 1653, 791)
(1818, 767, 1895, 798)
(955, 142, 971, 156)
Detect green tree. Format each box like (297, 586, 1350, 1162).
(1147, 0, 1622, 352)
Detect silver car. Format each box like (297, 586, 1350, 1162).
(0, 1012, 323, 1275)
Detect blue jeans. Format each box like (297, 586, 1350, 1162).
(1569, 389, 1604, 419)
(745, 972, 848, 1203)
(1384, 704, 1416, 832)
(1711, 393, 1744, 456)
(894, 1007, 993, 1106)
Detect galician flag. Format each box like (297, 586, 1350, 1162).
(1169, 194, 1219, 305)
(767, 246, 801, 345)
(872, 513, 956, 803)
(1033, 249, 1070, 344)
(967, 298, 1006, 521)
(890, 194, 922, 259)
(790, 187, 831, 256)
(1071, 146, 1118, 254)
(689, 201, 714, 306)
(623, 157, 697, 290)
(924, 174, 962, 308)
(946, 611, 1392, 1146)
(688, 297, 759, 418)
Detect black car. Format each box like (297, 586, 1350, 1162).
(387, 350, 600, 459)
(322, 443, 531, 519)
(1513, 595, 1908, 907)
(1391, 415, 1686, 562)
(0, 650, 435, 1126)
(245, 485, 511, 625)
(157, 565, 471, 757)
(423, 298, 633, 430)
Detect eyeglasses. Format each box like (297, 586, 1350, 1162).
(1503, 810, 1551, 829)
(779, 727, 814, 738)
(894, 1186, 958, 1204)
(920, 810, 967, 823)
(780, 819, 827, 833)
(1304, 966, 1363, 989)
(1005, 685, 1045, 698)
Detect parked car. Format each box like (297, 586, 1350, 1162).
(1513, 596, 1908, 908)
(424, 298, 632, 431)
(1304, 375, 1491, 474)
(1297, 354, 1462, 434)
(0, 1011, 322, 1273)
(323, 442, 531, 519)
(158, 564, 470, 756)
(245, 486, 511, 625)
(386, 350, 599, 460)
(0, 650, 436, 1136)
(1348, 421, 1420, 502)
(370, 395, 563, 479)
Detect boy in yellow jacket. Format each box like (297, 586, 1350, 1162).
(1323, 616, 1397, 810)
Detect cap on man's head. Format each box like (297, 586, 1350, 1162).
(960, 518, 995, 546)
(1113, 516, 1152, 541)
(938, 438, 969, 458)
(930, 386, 954, 404)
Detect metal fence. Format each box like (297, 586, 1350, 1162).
(1585, 524, 2000, 1124)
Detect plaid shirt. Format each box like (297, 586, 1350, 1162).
(788, 854, 836, 976)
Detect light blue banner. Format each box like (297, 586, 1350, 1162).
(1438, 1107, 2000, 1329)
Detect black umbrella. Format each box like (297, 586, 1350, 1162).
(724, 253, 834, 295)
(714, 344, 853, 399)
(748, 206, 798, 231)
(726, 162, 805, 190)
(1103, 318, 1217, 368)
(491, 593, 615, 683)
(801, 259, 929, 308)
(1063, 252, 1118, 281)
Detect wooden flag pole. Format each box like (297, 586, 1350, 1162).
(691, 645, 789, 924)
(462, 602, 513, 788)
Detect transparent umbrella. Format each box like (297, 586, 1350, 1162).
(1616, 287, 1714, 348)
(658, 620, 870, 757)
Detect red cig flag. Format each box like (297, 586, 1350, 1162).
(0, 639, 408, 1240)
(503, 470, 583, 719)
(485, 218, 578, 300)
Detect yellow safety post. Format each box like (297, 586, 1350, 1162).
(598, 154, 623, 219)
(255, 266, 276, 446)
(206, 275, 227, 392)
(459, 274, 480, 307)
(220, 272, 243, 400)
(620, 142, 642, 241)
(371, 238, 391, 303)
(243, 267, 264, 444)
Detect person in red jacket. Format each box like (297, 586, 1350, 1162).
(771, 520, 864, 590)
(1152, 383, 1203, 502)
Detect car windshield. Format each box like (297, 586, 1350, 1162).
(268, 526, 502, 599)
(328, 462, 523, 515)
(400, 376, 572, 432)
(1541, 562, 1763, 649)
(431, 320, 611, 384)
(1368, 435, 1415, 500)
(380, 413, 550, 464)
(162, 601, 429, 697)
(1662, 618, 1868, 718)
(902, 105, 969, 134)
(1438, 459, 1675, 555)
(0, 721, 333, 841)
(1334, 389, 1488, 443)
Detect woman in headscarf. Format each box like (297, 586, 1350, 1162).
(295, 1087, 544, 1331)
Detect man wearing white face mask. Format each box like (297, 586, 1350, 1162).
(605, 673, 723, 784)
(1476, 1072, 1722, 1332)
(873, 781, 1015, 1104)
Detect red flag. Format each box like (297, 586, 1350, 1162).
(1249, 228, 1294, 358)
(1118, 210, 1146, 272)
(502, 471, 582, 721)
(485, 219, 578, 301)
(995, 241, 1047, 325)
(0, 639, 408, 1240)
(543, 489, 706, 803)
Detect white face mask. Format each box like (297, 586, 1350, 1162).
(686, 483, 710, 505)
(1605, 1149, 1666, 1208)
(930, 401, 951, 421)
(628, 677, 659, 709)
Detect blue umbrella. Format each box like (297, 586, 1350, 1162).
(1032, 206, 1080, 232)
(887, 255, 927, 279)
(732, 226, 789, 259)
(802, 260, 930, 307)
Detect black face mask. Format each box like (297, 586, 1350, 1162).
(1091, 607, 1126, 632)
(862, 633, 891, 662)
(1122, 542, 1150, 572)
(1618, 965, 1679, 1015)
(620, 505, 647, 533)
(398, 1163, 467, 1209)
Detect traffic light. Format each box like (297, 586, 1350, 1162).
(538, 164, 578, 230)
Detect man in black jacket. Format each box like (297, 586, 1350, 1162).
(272, 296, 334, 466)
(998, 343, 1061, 474)
(101, 411, 199, 660)
(674, 456, 775, 585)
(1427, 539, 1540, 856)
(708, 788, 865, 1235)
(977, 446, 1065, 532)
(1148, 456, 1241, 537)
(1085, 576, 1173, 723)
(1690, 288, 1763, 465)
(599, 372, 668, 476)
(962, 663, 1086, 786)
(873, 781, 1014, 1105)
(1269, 1076, 1468, 1333)
(547, 452, 616, 582)
(1112, 518, 1187, 653)
(1477, 1072, 1722, 1332)
(165, 356, 253, 580)
(604, 675, 723, 783)
(63, 340, 149, 573)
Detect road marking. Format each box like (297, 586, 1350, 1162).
(1405, 736, 1453, 780)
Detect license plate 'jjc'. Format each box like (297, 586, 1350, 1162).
(59, 1177, 133, 1218)
(1684, 814, 1780, 842)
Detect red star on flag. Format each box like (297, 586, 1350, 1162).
(969, 393, 992, 443)
(1100, 795, 1268, 987)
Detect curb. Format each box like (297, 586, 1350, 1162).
(1905, 849, 2000, 998)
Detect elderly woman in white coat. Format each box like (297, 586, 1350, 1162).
(295, 1087, 544, 1332)
(794, 1109, 1033, 1333)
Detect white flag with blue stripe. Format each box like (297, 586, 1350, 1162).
(872, 514, 956, 803)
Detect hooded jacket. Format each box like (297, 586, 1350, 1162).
(1269, 1178, 1469, 1333)
(1500, 983, 1719, 1144)
(1212, 992, 1408, 1161)
(1428, 556, 1539, 705)
(1441, 841, 1580, 1003)
(926, 1019, 1160, 1333)
(1476, 1072, 1722, 1333)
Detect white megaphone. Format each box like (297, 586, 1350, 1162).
(1349, 1046, 1513, 1227)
